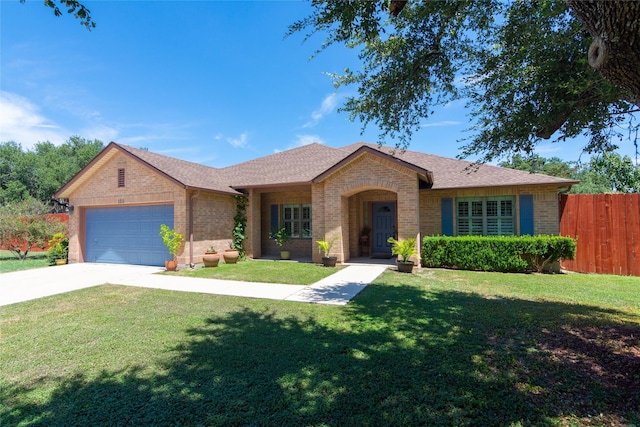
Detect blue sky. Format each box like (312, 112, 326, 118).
(1, 0, 637, 167)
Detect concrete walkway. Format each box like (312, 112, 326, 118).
(0, 262, 389, 307)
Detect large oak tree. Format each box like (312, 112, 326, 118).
(289, 0, 640, 161)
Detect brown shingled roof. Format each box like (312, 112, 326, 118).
(341, 143, 578, 189)
(219, 143, 349, 188)
(56, 140, 578, 199)
(116, 144, 239, 194)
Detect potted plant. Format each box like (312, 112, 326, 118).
(387, 237, 418, 273)
(223, 244, 239, 264)
(47, 232, 68, 266)
(316, 237, 337, 267)
(202, 246, 220, 267)
(269, 226, 291, 260)
(159, 224, 184, 271)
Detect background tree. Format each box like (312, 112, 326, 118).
(499, 155, 578, 179)
(0, 137, 104, 205)
(0, 198, 66, 260)
(588, 152, 640, 193)
(499, 153, 639, 193)
(290, 0, 640, 162)
(0, 142, 36, 204)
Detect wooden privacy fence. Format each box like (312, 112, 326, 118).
(559, 194, 640, 276)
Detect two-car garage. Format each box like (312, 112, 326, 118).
(84, 204, 173, 266)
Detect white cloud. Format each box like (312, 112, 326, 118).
(79, 124, 119, 143)
(294, 134, 324, 147)
(274, 134, 325, 153)
(227, 132, 249, 148)
(0, 91, 68, 148)
(421, 120, 461, 128)
(303, 93, 339, 128)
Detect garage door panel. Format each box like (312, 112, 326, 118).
(85, 205, 173, 266)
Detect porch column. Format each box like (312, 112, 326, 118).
(396, 178, 421, 264)
(246, 189, 261, 259)
(322, 187, 347, 263)
(311, 183, 325, 263)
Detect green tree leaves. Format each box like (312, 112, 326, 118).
(0, 137, 104, 205)
(291, 0, 639, 162)
(499, 152, 639, 194)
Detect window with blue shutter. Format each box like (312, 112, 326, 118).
(519, 194, 534, 236)
(441, 198, 454, 236)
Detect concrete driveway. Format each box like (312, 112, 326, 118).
(0, 262, 388, 307)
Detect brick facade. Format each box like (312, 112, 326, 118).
(313, 153, 420, 263)
(61, 145, 567, 267)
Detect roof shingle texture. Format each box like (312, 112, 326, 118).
(117, 144, 238, 194)
(117, 141, 576, 193)
(341, 143, 578, 190)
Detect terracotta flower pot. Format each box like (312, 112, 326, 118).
(55, 259, 67, 266)
(202, 252, 220, 267)
(223, 249, 239, 264)
(165, 260, 178, 271)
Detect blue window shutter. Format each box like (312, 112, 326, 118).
(441, 198, 454, 236)
(270, 204, 279, 231)
(519, 194, 534, 235)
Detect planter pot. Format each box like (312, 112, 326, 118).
(223, 249, 239, 264)
(321, 256, 337, 267)
(165, 260, 178, 271)
(55, 259, 67, 266)
(280, 250, 291, 260)
(202, 252, 220, 267)
(396, 261, 414, 273)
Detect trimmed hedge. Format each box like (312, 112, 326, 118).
(422, 235, 576, 273)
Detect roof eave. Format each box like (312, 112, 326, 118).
(231, 181, 312, 191)
(430, 180, 580, 191)
(186, 185, 242, 195)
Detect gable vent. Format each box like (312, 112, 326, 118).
(118, 168, 125, 188)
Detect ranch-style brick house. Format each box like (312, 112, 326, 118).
(54, 141, 578, 267)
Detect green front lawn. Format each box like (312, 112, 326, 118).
(0, 250, 49, 273)
(165, 259, 345, 285)
(2, 269, 638, 426)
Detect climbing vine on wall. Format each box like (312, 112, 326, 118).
(232, 195, 247, 259)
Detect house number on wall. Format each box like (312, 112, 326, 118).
(118, 199, 125, 204)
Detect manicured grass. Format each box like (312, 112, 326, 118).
(165, 259, 345, 285)
(2, 268, 638, 426)
(0, 250, 49, 273)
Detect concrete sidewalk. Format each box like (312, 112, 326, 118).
(0, 262, 389, 307)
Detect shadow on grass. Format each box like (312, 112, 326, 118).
(3, 283, 639, 426)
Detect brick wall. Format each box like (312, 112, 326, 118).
(187, 191, 235, 264)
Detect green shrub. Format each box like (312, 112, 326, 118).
(47, 232, 69, 265)
(422, 235, 576, 273)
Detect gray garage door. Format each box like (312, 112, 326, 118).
(85, 205, 174, 266)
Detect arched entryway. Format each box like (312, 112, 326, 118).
(346, 189, 398, 260)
